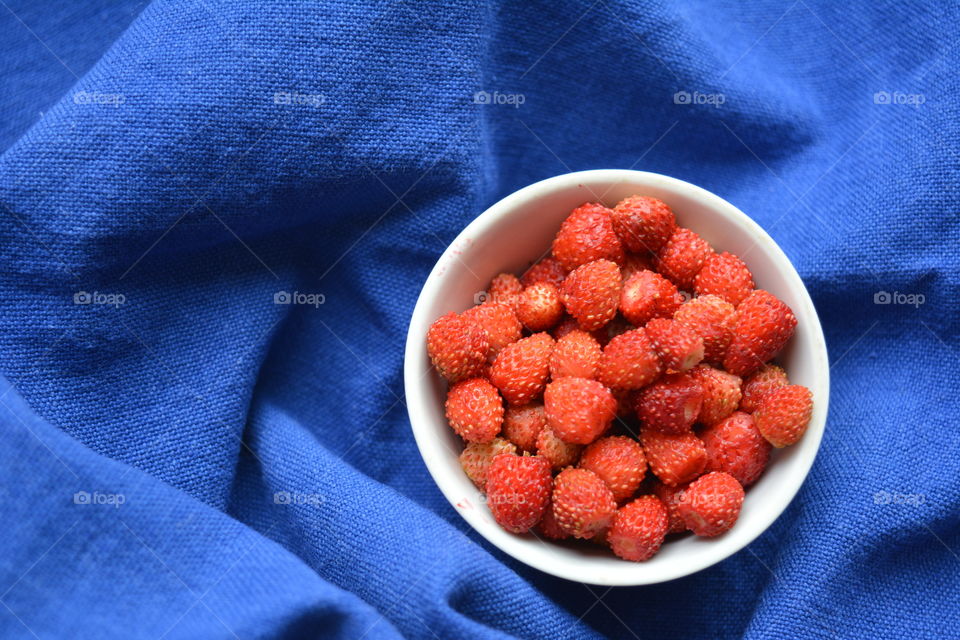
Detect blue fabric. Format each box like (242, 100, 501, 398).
(0, 0, 957, 637)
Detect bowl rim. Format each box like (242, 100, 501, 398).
(403, 169, 830, 585)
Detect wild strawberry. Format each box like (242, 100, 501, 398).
(521, 257, 567, 288)
(552, 203, 624, 271)
(644, 318, 705, 372)
(620, 252, 655, 282)
(427, 312, 489, 383)
(551, 315, 579, 339)
(579, 436, 647, 502)
(619, 269, 684, 326)
(753, 385, 813, 447)
(673, 295, 735, 364)
(640, 426, 707, 486)
(740, 364, 789, 413)
(543, 377, 617, 445)
(486, 273, 523, 310)
(635, 373, 703, 434)
(655, 227, 714, 290)
(699, 411, 770, 487)
(516, 282, 564, 331)
(551, 468, 617, 539)
(560, 259, 621, 331)
(689, 364, 742, 426)
(459, 437, 517, 489)
(677, 471, 744, 537)
(502, 403, 546, 452)
(536, 425, 584, 470)
(489, 333, 554, 406)
(610, 195, 677, 253)
(462, 303, 522, 361)
(550, 329, 602, 380)
(597, 328, 662, 390)
(445, 378, 504, 443)
(723, 290, 797, 376)
(652, 481, 688, 534)
(538, 502, 570, 540)
(607, 495, 669, 561)
(694, 252, 755, 306)
(485, 454, 552, 534)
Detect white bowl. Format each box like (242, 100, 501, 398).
(404, 169, 829, 586)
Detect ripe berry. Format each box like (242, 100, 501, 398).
(655, 227, 714, 290)
(486, 273, 523, 310)
(610, 195, 677, 253)
(619, 270, 684, 326)
(635, 373, 704, 434)
(645, 317, 705, 372)
(560, 259, 621, 331)
(427, 312, 489, 383)
(699, 411, 771, 487)
(536, 426, 584, 470)
(607, 495, 669, 561)
(459, 438, 518, 489)
(489, 332, 554, 406)
(485, 454, 552, 534)
(445, 378, 504, 443)
(550, 329, 602, 380)
(689, 364, 742, 426)
(673, 294, 735, 365)
(694, 252, 755, 306)
(551, 468, 617, 539)
(502, 403, 547, 453)
(544, 377, 617, 445)
(579, 436, 648, 502)
(677, 471, 744, 537)
(620, 252, 655, 282)
(597, 328, 662, 390)
(640, 426, 707, 486)
(739, 364, 789, 413)
(538, 502, 570, 540)
(652, 481, 688, 534)
(552, 203, 624, 271)
(462, 303, 522, 361)
(724, 290, 797, 377)
(753, 384, 813, 447)
(521, 257, 567, 288)
(516, 282, 564, 331)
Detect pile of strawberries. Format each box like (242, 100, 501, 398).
(426, 196, 813, 562)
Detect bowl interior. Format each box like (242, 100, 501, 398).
(404, 170, 829, 586)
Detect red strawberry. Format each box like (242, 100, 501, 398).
(644, 317, 705, 372)
(655, 227, 714, 290)
(640, 426, 707, 486)
(550, 329, 602, 380)
(502, 403, 547, 453)
(485, 454, 552, 533)
(462, 303, 522, 361)
(521, 257, 567, 288)
(652, 481, 688, 534)
(607, 495, 669, 561)
(677, 471, 744, 537)
(620, 252, 655, 282)
(489, 333, 554, 406)
(694, 252, 755, 306)
(445, 378, 504, 443)
(740, 364, 789, 413)
(543, 377, 617, 445)
(560, 259, 621, 331)
(486, 272, 523, 310)
(610, 195, 677, 253)
(551, 468, 617, 539)
(459, 437, 517, 489)
(516, 282, 564, 331)
(619, 269, 684, 326)
(538, 501, 570, 540)
(753, 384, 813, 447)
(635, 373, 704, 434)
(579, 436, 648, 502)
(552, 203, 624, 271)
(427, 312, 489, 383)
(597, 328, 662, 390)
(689, 364, 742, 426)
(536, 425, 584, 470)
(673, 294, 736, 364)
(723, 290, 797, 376)
(699, 411, 771, 487)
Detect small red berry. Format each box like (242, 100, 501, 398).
(597, 328, 663, 390)
(521, 257, 567, 288)
(486, 273, 523, 310)
(689, 364, 742, 426)
(652, 481, 688, 534)
(673, 295, 736, 365)
(445, 378, 504, 443)
(516, 282, 564, 331)
(645, 317, 705, 372)
(544, 377, 617, 445)
(723, 290, 797, 377)
(538, 502, 570, 540)
(620, 252, 655, 282)
(459, 438, 517, 489)
(502, 403, 547, 453)
(677, 471, 744, 537)
(536, 425, 584, 470)
(655, 227, 714, 290)
(462, 303, 522, 361)
(619, 270, 684, 326)
(607, 495, 669, 561)
(489, 333, 554, 406)
(635, 373, 704, 434)
(640, 426, 707, 486)
(552, 203, 624, 271)
(610, 195, 677, 253)
(551, 468, 617, 539)
(427, 312, 489, 383)
(560, 259, 621, 331)
(550, 329, 602, 380)
(753, 384, 813, 447)
(579, 436, 648, 502)
(700, 411, 771, 487)
(693, 252, 755, 306)
(739, 364, 789, 413)
(485, 454, 553, 534)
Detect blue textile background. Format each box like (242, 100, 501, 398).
(0, 0, 957, 638)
